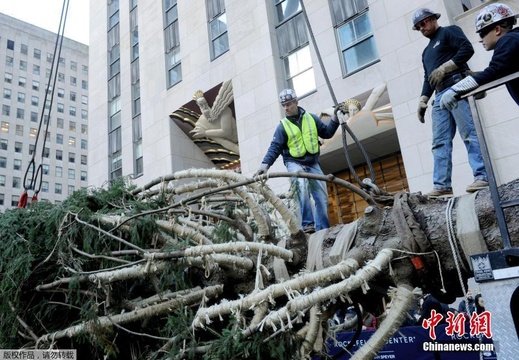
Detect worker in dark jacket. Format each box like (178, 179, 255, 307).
(254, 89, 340, 233)
(413, 7, 488, 198)
(441, 3, 519, 108)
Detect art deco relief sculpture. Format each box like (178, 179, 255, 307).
(191, 80, 239, 154)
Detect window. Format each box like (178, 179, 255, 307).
(16, 108, 24, 120)
(70, 91, 76, 102)
(56, 134, 63, 144)
(33, 64, 40, 75)
(43, 147, 50, 158)
(58, 72, 65, 82)
(34, 49, 41, 59)
(55, 183, 62, 194)
(70, 76, 76, 86)
(31, 112, 38, 122)
(69, 136, 76, 147)
(80, 171, 87, 181)
(57, 118, 64, 129)
(59, 57, 65, 66)
(81, 139, 87, 150)
(70, 61, 77, 71)
(46, 52, 53, 63)
(32, 80, 40, 91)
(2, 105, 10, 116)
(6, 56, 13, 67)
(81, 155, 87, 165)
(68, 185, 75, 195)
(275, 0, 316, 97)
(31, 96, 39, 106)
(42, 164, 49, 175)
(18, 77, 26, 87)
(82, 80, 88, 90)
(0, 139, 7, 150)
(41, 181, 49, 193)
(0, 175, 5, 186)
(164, 0, 181, 88)
(81, 95, 88, 105)
(11, 195, 20, 207)
(15, 125, 23, 136)
(7, 40, 14, 50)
(21, 44, 28, 55)
(4, 72, 12, 83)
(58, 88, 65, 98)
(13, 177, 21, 189)
(20, 60, 27, 71)
(82, 65, 88, 75)
(68, 169, 75, 179)
(81, 124, 88, 134)
(14, 142, 22, 153)
(55, 166, 62, 177)
(69, 106, 76, 116)
(69, 121, 76, 132)
(0, 194, 3, 205)
(13, 159, 22, 171)
(0, 157, 6, 168)
(1, 122, 9, 133)
(56, 150, 63, 161)
(207, 0, 229, 60)
(17, 92, 25, 103)
(30, 128, 37, 139)
(81, 109, 88, 119)
(331, 0, 378, 75)
(69, 152, 75, 163)
(3, 89, 11, 99)
(57, 103, 64, 113)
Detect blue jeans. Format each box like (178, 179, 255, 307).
(431, 89, 487, 190)
(285, 161, 330, 231)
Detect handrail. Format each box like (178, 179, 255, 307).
(461, 70, 519, 99)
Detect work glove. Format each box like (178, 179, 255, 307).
(417, 95, 429, 123)
(439, 89, 458, 110)
(334, 102, 347, 124)
(428, 60, 457, 87)
(253, 163, 269, 177)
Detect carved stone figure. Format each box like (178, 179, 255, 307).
(191, 80, 239, 154)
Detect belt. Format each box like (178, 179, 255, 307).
(436, 73, 465, 93)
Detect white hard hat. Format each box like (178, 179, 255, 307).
(279, 89, 297, 104)
(475, 3, 518, 33)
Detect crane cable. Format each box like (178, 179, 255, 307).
(19, 0, 70, 208)
(299, 0, 376, 189)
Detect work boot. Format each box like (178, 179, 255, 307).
(425, 188, 453, 199)
(466, 179, 489, 193)
(303, 224, 315, 234)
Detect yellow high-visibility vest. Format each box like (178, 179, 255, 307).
(280, 112, 319, 158)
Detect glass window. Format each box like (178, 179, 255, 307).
(207, 0, 229, 60)
(7, 40, 15, 50)
(56, 133, 63, 144)
(32, 80, 39, 91)
(14, 142, 22, 153)
(0, 139, 7, 150)
(17, 92, 25, 103)
(2, 105, 10, 116)
(57, 103, 64, 113)
(80, 171, 87, 181)
(69, 106, 76, 116)
(55, 183, 62, 194)
(69, 121, 76, 132)
(68, 185, 75, 195)
(29, 144, 35, 155)
(3, 89, 11, 99)
(16, 108, 24, 119)
(59, 57, 65, 66)
(1, 121, 9, 133)
(81, 155, 87, 165)
(81, 109, 88, 119)
(69, 152, 75, 163)
(0, 194, 3, 205)
(4, 72, 12, 83)
(46, 52, 53, 62)
(58, 88, 65, 98)
(43, 147, 50, 158)
(81, 95, 88, 105)
(11, 195, 19, 206)
(6, 56, 13, 67)
(31, 96, 39, 106)
(13, 159, 22, 170)
(21, 44, 28, 55)
(0, 157, 5, 168)
(69, 136, 76, 147)
(42, 164, 49, 175)
(57, 118, 64, 129)
(56, 150, 63, 161)
(18, 77, 26, 87)
(31, 111, 38, 122)
(58, 72, 65, 82)
(15, 125, 23, 136)
(81, 139, 87, 150)
(0, 175, 5, 186)
(34, 49, 41, 59)
(55, 166, 62, 177)
(82, 65, 88, 75)
(30, 128, 37, 139)
(70, 76, 76, 86)
(13, 177, 21, 188)
(70, 92, 76, 101)
(70, 61, 77, 71)
(41, 181, 49, 193)
(82, 80, 88, 90)
(33, 64, 40, 75)
(20, 60, 27, 71)
(81, 124, 88, 134)
(68, 169, 75, 179)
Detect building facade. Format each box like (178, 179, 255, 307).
(88, 0, 519, 211)
(0, 13, 89, 211)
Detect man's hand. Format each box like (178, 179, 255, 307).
(439, 89, 459, 110)
(253, 163, 269, 177)
(428, 60, 457, 87)
(417, 95, 429, 123)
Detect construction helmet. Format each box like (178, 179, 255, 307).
(412, 8, 441, 30)
(279, 89, 297, 104)
(475, 3, 518, 33)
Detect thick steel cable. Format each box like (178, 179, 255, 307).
(299, 0, 376, 187)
